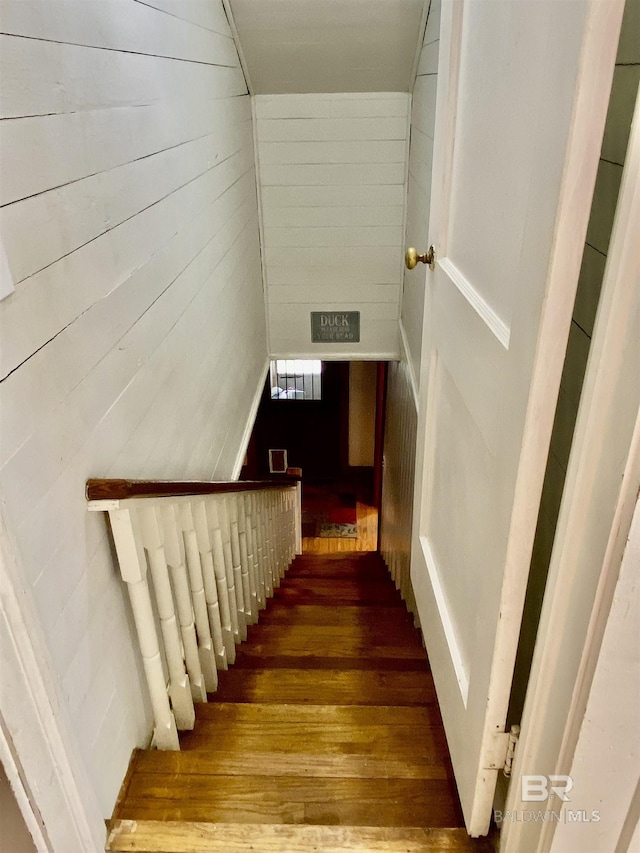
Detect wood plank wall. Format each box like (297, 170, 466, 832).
(255, 93, 410, 358)
(379, 1, 441, 609)
(0, 0, 266, 819)
(401, 0, 441, 386)
(380, 359, 419, 619)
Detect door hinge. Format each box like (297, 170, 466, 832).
(503, 725, 520, 778)
(484, 724, 520, 776)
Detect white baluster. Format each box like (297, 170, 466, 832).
(275, 492, 283, 581)
(236, 494, 255, 625)
(266, 493, 277, 592)
(274, 491, 284, 582)
(108, 507, 179, 750)
(251, 492, 266, 609)
(258, 492, 273, 599)
(227, 496, 248, 641)
(216, 497, 242, 643)
(240, 492, 258, 623)
(290, 488, 297, 562)
(160, 504, 207, 702)
(180, 502, 218, 693)
(265, 492, 275, 597)
(294, 481, 302, 556)
(139, 506, 195, 730)
(284, 490, 293, 569)
(192, 500, 227, 670)
(207, 499, 236, 664)
(272, 492, 280, 583)
(282, 490, 291, 574)
(285, 491, 293, 568)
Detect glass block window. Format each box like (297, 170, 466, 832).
(270, 360, 322, 400)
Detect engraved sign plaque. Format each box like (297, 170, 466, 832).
(310, 311, 360, 343)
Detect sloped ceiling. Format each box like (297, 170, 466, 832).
(227, 0, 426, 94)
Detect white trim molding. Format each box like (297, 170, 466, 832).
(399, 318, 420, 410)
(0, 513, 105, 853)
(502, 63, 639, 853)
(232, 357, 270, 480)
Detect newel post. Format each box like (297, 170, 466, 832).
(108, 507, 179, 750)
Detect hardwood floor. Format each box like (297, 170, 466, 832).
(108, 553, 493, 852)
(302, 490, 378, 553)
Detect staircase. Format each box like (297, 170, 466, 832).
(107, 552, 493, 852)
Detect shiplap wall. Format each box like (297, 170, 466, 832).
(380, 0, 440, 598)
(255, 93, 409, 358)
(401, 0, 441, 386)
(380, 358, 418, 619)
(0, 0, 266, 821)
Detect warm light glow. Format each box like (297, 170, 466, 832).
(275, 359, 322, 375)
(270, 360, 322, 400)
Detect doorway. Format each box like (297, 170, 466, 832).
(242, 360, 387, 553)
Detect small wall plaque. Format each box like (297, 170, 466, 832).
(311, 311, 360, 343)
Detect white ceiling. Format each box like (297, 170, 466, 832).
(227, 0, 426, 94)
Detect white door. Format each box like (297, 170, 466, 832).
(409, 0, 624, 837)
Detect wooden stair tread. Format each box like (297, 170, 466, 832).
(111, 551, 468, 844)
(212, 668, 436, 704)
(131, 748, 452, 780)
(180, 702, 448, 758)
(237, 635, 425, 660)
(179, 725, 448, 757)
(245, 623, 422, 644)
(192, 702, 438, 724)
(117, 774, 463, 826)
(272, 591, 406, 607)
(107, 820, 493, 853)
(259, 604, 417, 627)
(275, 577, 399, 590)
(285, 567, 392, 579)
(228, 656, 430, 672)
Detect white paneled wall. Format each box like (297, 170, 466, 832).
(380, 359, 419, 619)
(401, 0, 441, 386)
(0, 0, 265, 822)
(255, 93, 409, 358)
(379, 0, 440, 614)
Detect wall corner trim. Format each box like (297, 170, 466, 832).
(399, 319, 420, 410)
(221, 0, 253, 95)
(232, 356, 270, 479)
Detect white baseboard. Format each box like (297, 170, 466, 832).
(232, 357, 270, 480)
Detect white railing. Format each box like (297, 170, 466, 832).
(87, 479, 302, 750)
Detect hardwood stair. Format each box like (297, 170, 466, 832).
(107, 553, 494, 852)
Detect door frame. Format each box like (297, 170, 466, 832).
(502, 78, 640, 853)
(0, 515, 105, 852)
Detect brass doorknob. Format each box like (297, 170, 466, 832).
(405, 246, 435, 271)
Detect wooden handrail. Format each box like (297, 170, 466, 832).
(86, 476, 301, 502)
(92, 478, 301, 749)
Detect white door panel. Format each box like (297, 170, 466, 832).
(410, 0, 624, 836)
